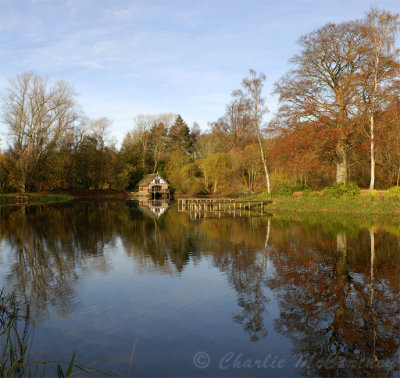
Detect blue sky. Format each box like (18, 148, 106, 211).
(0, 0, 399, 144)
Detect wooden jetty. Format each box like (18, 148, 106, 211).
(177, 198, 273, 217)
(16, 195, 28, 204)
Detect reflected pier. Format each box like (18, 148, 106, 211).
(177, 198, 273, 219)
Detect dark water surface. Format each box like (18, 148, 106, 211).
(0, 200, 399, 377)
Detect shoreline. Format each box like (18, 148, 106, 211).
(265, 195, 400, 216)
(0, 191, 128, 205)
(0, 193, 74, 205)
(2, 191, 400, 216)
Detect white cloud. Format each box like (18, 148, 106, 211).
(80, 61, 102, 69)
(104, 9, 132, 18)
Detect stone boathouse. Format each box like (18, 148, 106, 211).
(137, 173, 170, 199)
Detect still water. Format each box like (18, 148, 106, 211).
(0, 200, 399, 377)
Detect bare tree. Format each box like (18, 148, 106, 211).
(149, 121, 168, 172)
(90, 117, 113, 188)
(241, 70, 271, 194)
(3, 72, 80, 192)
(132, 113, 176, 171)
(132, 114, 153, 169)
(361, 9, 400, 190)
(210, 91, 251, 150)
(152, 114, 176, 172)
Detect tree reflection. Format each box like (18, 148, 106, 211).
(119, 208, 194, 275)
(230, 219, 271, 341)
(0, 201, 399, 376)
(198, 217, 272, 341)
(0, 202, 124, 322)
(269, 219, 400, 376)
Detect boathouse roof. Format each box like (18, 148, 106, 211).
(137, 173, 167, 187)
(137, 174, 157, 186)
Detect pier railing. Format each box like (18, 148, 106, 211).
(177, 198, 273, 219)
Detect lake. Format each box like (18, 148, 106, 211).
(0, 200, 399, 377)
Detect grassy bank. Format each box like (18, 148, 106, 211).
(270, 195, 400, 215)
(0, 190, 131, 206)
(0, 193, 73, 205)
(244, 190, 400, 216)
(71, 190, 127, 200)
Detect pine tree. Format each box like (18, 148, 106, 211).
(168, 115, 194, 154)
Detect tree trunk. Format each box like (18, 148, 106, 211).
(256, 132, 271, 194)
(369, 114, 375, 190)
(20, 158, 28, 193)
(369, 228, 378, 363)
(335, 232, 347, 329)
(369, 40, 380, 190)
(336, 141, 347, 184)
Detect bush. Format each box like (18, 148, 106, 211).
(279, 185, 295, 196)
(364, 189, 379, 199)
(385, 186, 400, 199)
(323, 182, 361, 198)
(277, 185, 310, 197)
(302, 189, 320, 198)
(269, 172, 295, 192)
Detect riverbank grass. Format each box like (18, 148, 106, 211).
(270, 194, 400, 215)
(245, 185, 400, 216)
(0, 193, 73, 205)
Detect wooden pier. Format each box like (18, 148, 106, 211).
(16, 195, 28, 204)
(177, 198, 273, 219)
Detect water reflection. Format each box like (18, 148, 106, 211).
(229, 219, 270, 342)
(268, 218, 400, 376)
(0, 202, 399, 376)
(138, 199, 169, 219)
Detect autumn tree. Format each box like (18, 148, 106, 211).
(231, 145, 264, 193)
(200, 152, 230, 194)
(275, 21, 366, 184)
(374, 100, 400, 186)
(165, 149, 192, 191)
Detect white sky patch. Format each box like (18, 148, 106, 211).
(80, 61, 102, 69)
(104, 9, 132, 18)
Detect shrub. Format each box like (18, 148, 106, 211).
(385, 186, 400, 199)
(364, 189, 379, 199)
(280, 185, 295, 196)
(323, 182, 361, 198)
(276, 185, 310, 197)
(302, 189, 320, 198)
(270, 172, 295, 192)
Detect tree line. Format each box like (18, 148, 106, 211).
(1, 8, 400, 194)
